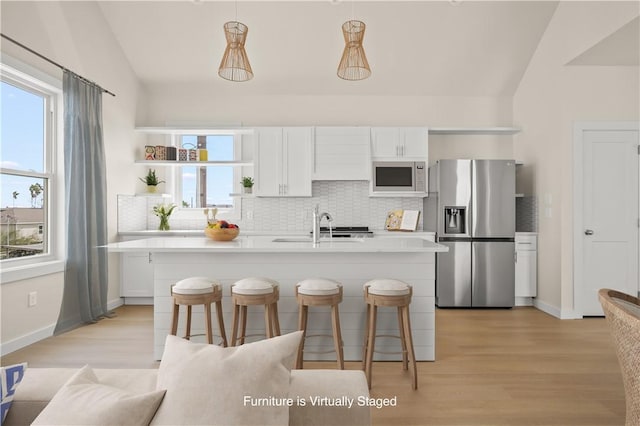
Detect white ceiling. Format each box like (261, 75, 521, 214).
(98, 1, 560, 96)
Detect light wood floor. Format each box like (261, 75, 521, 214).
(1, 305, 625, 425)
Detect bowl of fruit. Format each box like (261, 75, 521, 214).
(205, 220, 240, 241)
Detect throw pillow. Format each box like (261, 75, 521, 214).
(1, 362, 27, 424)
(151, 331, 303, 426)
(31, 365, 165, 426)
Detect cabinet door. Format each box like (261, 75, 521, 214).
(402, 127, 428, 158)
(371, 127, 401, 158)
(283, 127, 312, 196)
(254, 127, 283, 196)
(515, 250, 537, 297)
(313, 127, 371, 180)
(120, 252, 153, 297)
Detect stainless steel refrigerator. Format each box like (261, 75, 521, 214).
(426, 159, 515, 308)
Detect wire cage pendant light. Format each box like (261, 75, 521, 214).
(337, 20, 371, 81)
(218, 21, 253, 82)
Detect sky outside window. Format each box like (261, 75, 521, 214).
(181, 135, 233, 208)
(1, 81, 46, 208)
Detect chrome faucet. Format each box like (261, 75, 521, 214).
(312, 205, 333, 244)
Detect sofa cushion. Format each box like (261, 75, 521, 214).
(31, 365, 165, 426)
(289, 370, 371, 426)
(4, 369, 158, 426)
(1, 362, 27, 424)
(151, 331, 303, 426)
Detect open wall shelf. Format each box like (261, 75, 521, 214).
(135, 160, 253, 166)
(428, 127, 520, 135)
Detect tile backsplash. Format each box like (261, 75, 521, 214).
(118, 181, 424, 233)
(516, 196, 538, 232)
(117, 194, 171, 232)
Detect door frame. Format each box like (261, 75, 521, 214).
(572, 121, 640, 317)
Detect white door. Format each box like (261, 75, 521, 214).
(581, 129, 639, 315)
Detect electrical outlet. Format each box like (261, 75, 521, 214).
(246, 210, 253, 220)
(28, 291, 37, 307)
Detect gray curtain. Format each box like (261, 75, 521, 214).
(55, 71, 110, 334)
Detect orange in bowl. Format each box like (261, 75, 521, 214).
(205, 227, 240, 241)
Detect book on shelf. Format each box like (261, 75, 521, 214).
(385, 209, 420, 232)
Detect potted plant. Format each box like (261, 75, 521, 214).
(140, 169, 165, 193)
(241, 176, 254, 194)
(153, 203, 176, 231)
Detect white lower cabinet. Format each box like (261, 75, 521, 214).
(515, 234, 537, 304)
(120, 252, 154, 302)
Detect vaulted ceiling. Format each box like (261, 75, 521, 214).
(97, 1, 559, 96)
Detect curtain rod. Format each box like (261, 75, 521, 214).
(1, 33, 116, 97)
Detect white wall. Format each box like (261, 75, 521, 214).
(0, 1, 144, 352)
(513, 2, 639, 317)
(143, 85, 514, 127)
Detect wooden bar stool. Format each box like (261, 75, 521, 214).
(295, 278, 345, 370)
(362, 279, 417, 390)
(170, 277, 227, 347)
(230, 277, 281, 346)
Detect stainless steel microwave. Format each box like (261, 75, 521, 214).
(372, 161, 426, 192)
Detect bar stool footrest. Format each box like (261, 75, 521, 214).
(303, 348, 340, 355)
(183, 333, 226, 346)
(305, 333, 342, 342)
(371, 349, 406, 355)
(236, 333, 269, 341)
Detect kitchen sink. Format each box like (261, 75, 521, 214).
(271, 238, 364, 243)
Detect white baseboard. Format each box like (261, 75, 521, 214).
(515, 297, 534, 307)
(108, 298, 124, 311)
(560, 308, 580, 320)
(0, 323, 56, 356)
(1, 299, 125, 356)
(533, 299, 561, 319)
(122, 297, 153, 305)
(532, 299, 580, 319)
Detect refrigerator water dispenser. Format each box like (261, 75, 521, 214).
(444, 207, 466, 234)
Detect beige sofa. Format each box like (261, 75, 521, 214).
(5, 367, 371, 425)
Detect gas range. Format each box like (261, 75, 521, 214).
(311, 226, 374, 238)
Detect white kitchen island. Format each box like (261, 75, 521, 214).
(107, 236, 447, 360)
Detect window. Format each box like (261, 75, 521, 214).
(1, 67, 58, 263)
(178, 135, 238, 210)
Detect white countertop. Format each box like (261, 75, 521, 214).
(118, 230, 436, 238)
(107, 235, 447, 253)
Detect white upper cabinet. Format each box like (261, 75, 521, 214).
(254, 127, 282, 197)
(402, 127, 429, 158)
(283, 127, 313, 196)
(254, 127, 312, 197)
(313, 127, 370, 180)
(371, 127, 428, 160)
